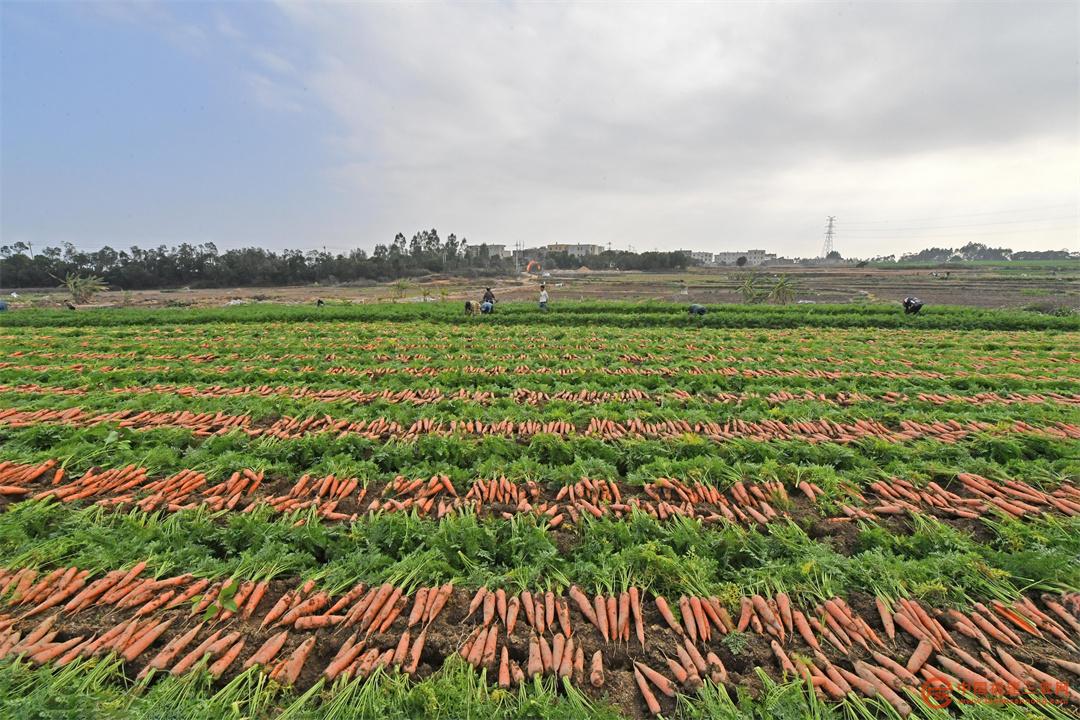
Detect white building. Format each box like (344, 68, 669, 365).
(713, 249, 776, 266)
(546, 243, 605, 257)
(689, 251, 714, 264)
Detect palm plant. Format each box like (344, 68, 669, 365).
(61, 273, 107, 304)
(738, 274, 764, 304)
(768, 274, 798, 305)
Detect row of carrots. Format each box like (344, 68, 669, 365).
(855, 473, 1080, 519)
(6, 383, 1076, 410)
(1, 560, 1079, 714)
(5, 461, 1079, 533)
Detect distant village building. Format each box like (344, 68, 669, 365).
(546, 243, 605, 257)
(689, 251, 714, 264)
(465, 244, 512, 259)
(712, 249, 776, 266)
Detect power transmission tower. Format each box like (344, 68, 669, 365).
(821, 216, 836, 258)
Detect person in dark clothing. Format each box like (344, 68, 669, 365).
(482, 288, 496, 305)
(903, 297, 924, 315)
(688, 304, 707, 316)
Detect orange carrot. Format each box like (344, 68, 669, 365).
(405, 628, 426, 675)
(594, 595, 609, 641)
(634, 666, 662, 716)
(241, 581, 270, 620)
(506, 596, 520, 635)
(393, 630, 411, 667)
(280, 592, 329, 627)
(294, 615, 345, 630)
(635, 661, 675, 697)
(407, 587, 429, 627)
(590, 650, 605, 687)
(30, 635, 85, 665)
(141, 622, 203, 677)
(170, 629, 223, 675)
(166, 578, 210, 610)
(498, 646, 510, 688)
(630, 587, 645, 647)
(568, 585, 597, 626)
(654, 595, 683, 636)
(775, 592, 793, 634)
(527, 634, 542, 677)
(374, 593, 406, 635)
(209, 639, 245, 677)
(122, 617, 174, 661)
(277, 636, 317, 685)
(425, 582, 452, 625)
(679, 596, 698, 642)
(737, 597, 752, 631)
(466, 587, 487, 618)
(905, 638, 934, 674)
(875, 597, 895, 639)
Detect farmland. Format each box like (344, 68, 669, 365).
(0, 301, 1078, 719)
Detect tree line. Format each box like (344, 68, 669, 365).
(0, 231, 691, 291)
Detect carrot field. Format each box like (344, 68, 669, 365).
(0, 301, 1077, 719)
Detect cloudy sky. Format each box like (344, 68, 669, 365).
(2, 1, 1077, 258)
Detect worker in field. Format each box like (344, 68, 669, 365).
(688, 304, 706, 316)
(903, 296, 924, 315)
(539, 284, 549, 311)
(482, 287, 496, 306)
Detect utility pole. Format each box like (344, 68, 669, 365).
(821, 216, 835, 258)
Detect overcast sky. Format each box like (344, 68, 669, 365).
(2, 1, 1077, 258)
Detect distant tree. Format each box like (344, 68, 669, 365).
(736, 256, 748, 267)
(826, 250, 842, 261)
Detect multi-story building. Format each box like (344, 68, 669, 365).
(546, 243, 605, 257)
(713, 249, 776, 266)
(464, 244, 512, 259)
(689, 251, 714, 264)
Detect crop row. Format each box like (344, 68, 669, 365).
(1, 560, 1078, 717)
(3, 405, 1079, 447)
(2, 461, 1077, 531)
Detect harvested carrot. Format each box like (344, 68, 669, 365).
(407, 587, 429, 627)
(654, 595, 683, 636)
(568, 585, 597, 626)
(398, 627, 424, 675)
(875, 596, 895, 639)
(244, 630, 289, 670)
(905, 638, 934, 674)
(30, 635, 85, 665)
(590, 650, 605, 687)
(122, 617, 174, 662)
(277, 636, 317, 685)
(527, 634, 542, 677)
(634, 666, 662, 716)
(679, 596, 698, 642)
(209, 639, 245, 677)
(295, 615, 345, 630)
(467, 587, 487, 618)
(496, 648, 512, 691)
(483, 591, 496, 627)
(629, 587, 644, 648)
(393, 630, 411, 667)
(279, 592, 329, 627)
(261, 591, 293, 629)
(594, 595, 609, 641)
(171, 629, 223, 675)
(737, 597, 752, 631)
(635, 660, 675, 697)
(241, 581, 269, 620)
(775, 592, 793, 635)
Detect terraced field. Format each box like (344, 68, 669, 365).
(0, 302, 1078, 719)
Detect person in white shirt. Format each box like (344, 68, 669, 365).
(539, 285, 549, 311)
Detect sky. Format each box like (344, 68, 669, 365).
(2, 1, 1077, 259)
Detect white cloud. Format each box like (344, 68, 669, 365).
(262, 1, 1078, 255)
